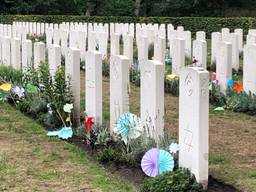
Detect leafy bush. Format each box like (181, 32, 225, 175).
(130, 70, 140, 86)
(209, 83, 226, 106)
(0, 65, 23, 85)
(141, 169, 203, 192)
(102, 59, 110, 77)
(226, 91, 256, 115)
(165, 78, 179, 96)
(97, 147, 128, 164)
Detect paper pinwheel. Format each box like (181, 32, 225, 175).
(0, 83, 12, 92)
(63, 103, 73, 113)
(25, 83, 38, 94)
(169, 143, 180, 154)
(47, 127, 73, 139)
(115, 112, 143, 143)
(141, 148, 174, 177)
(227, 79, 234, 88)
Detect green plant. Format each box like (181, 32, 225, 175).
(102, 59, 110, 77)
(97, 147, 127, 164)
(141, 169, 203, 192)
(164, 78, 179, 96)
(130, 69, 140, 86)
(226, 91, 256, 115)
(209, 82, 226, 106)
(0, 65, 23, 85)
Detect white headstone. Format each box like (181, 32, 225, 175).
(222, 28, 230, 42)
(234, 29, 243, 53)
(243, 44, 256, 94)
(141, 60, 165, 143)
(123, 34, 134, 62)
(179, 67, 209, 189)
(154, 36, 166, 64)
(246, 34, 256, 45)
(192, 40, 207, 69)
(65, 48, 81, 125)
(2, 36, 11, 66)
(110, 33, 120, 56)
(98, 32, 108, 58)
(172, 38, 185, 75)
(22, 40, 32, 72)
(110, 55, 130, 133)
(184, 31, 192, 59)
(60, 29, 69, 56)
(231, 33, 239, 71)
(211, 32, 222, 65)
(11, 38, 21, 69)
(137, 35, 148, 67)
(48, 45, 61, 76)
(34, 42, 45, 69)
(85, 51, 103, 125)
(196, 31, 206, 41)
(87, 31, 96, 52)
(53, 29, 61, 45)
(216, 42, 232, 93)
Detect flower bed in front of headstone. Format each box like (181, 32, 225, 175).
(0, 64, 202, 191)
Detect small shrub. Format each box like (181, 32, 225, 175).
(141, 169, 203, 192)
(209, 83, 226, 106)
(102, 60, 110, 77)
(0, 65, 23, 85)
(165, 78, 179, 96)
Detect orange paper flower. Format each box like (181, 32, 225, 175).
(234, 83, 243, 93)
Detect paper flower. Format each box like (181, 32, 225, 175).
(141, 148, 159, 177)
(115, 112, 142, 143)
(227, 79, 234, 87)
(234, 83, 243, 93)
(0, 83, 12, 92)
(63, 103, 73, 113)
(141, 148, 174, 177)
(159, 149, 174, 175)
(169, 143, 179, 154)
(25, 83, 38, 94)
(166, 74, 179, 81)
(12, 86, 25, 98)
(47, 127, 73, 139)
(84, 117, 94, 145)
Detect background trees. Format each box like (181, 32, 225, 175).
(0, 0, 256, 16)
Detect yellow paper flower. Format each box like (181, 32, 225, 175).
(166, 74, 179, 81)
(0, 83, 12, 91)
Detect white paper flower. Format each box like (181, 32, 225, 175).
(12, 86, 25, 98)
(169, 143, 179, 154)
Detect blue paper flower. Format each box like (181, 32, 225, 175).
(115, 112, 142, 143)
(47, 127, 73, 140)
(158, 150, 174, 175)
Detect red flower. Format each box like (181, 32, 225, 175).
(234, 83, 243, 93)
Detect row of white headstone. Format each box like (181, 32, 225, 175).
(7, 21, 256, 95)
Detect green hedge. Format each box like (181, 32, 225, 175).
(1, 15, 256, 36)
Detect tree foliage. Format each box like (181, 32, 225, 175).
(0, 0, 256, 16)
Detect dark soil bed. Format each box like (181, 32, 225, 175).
(68, 136, 239, 192)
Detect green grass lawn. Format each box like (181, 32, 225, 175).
(0, 103, 137, 192)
